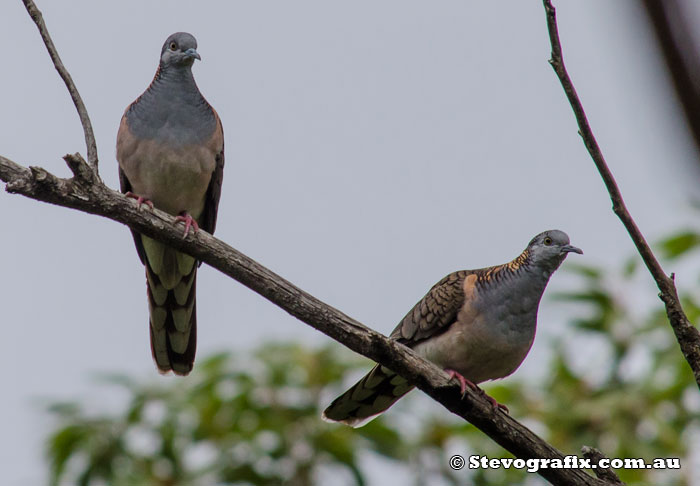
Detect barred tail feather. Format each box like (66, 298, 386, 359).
(322, 365, 414, 427)
(143, 236, 198, 376)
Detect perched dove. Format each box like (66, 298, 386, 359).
(116, 32, 224, 376)
(323, 230, 582, 427)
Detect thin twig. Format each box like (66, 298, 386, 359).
(543, 0, 700, 387)
(0, 154, 609, 486)
(21, 0, 99, 173)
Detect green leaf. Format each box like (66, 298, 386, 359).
(657, 231, 700, 260)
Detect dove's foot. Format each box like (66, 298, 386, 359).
(445, 368, 508, 413)
(445, 369, 479, 396)
(484, 394, 509, 413)
(125, 192, 154, 210)
(175, 212, 199, 238)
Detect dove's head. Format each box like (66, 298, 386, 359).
(525, 230, 582, 272)
(160, 32, 201, 68)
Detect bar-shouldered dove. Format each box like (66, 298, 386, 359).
(116, 32, 224, 376)
(323, 230, 582, 427)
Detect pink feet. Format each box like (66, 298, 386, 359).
(445, 369, 509, 413)
(445, 369, 479, 396)
(125, 191, 154, 210)
(124, 193, 198, 239)
(485, 394, 509, 414)
(175, 212, 199, 238)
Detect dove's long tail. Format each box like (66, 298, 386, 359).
(322, 364, 414, 427)
(142, 235, 198, 376)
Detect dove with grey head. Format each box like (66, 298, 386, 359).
(323, 230, 582, 427)
(117, 32, 224, 376)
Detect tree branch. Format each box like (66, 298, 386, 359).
(639, 0, 700, 167)
(543, 0, 700, 388)
(0, 154, 608, 486)
(21, 0, 99, 173)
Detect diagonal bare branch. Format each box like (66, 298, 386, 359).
(543, 0, 700, 387)
(0, 153, 609, 486)
(21, 0, 99, 173)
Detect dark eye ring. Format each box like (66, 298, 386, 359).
(169, 42, 177, 51)
(544, 237, 553, 246)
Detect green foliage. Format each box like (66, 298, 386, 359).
(47, 230, 700, 486)
(657, 230, 700, 260)
(47, 345, 413, 486)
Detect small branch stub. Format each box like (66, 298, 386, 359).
(581, 446, 625, 485)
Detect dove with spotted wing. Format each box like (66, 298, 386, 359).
(323, 230, 581, 426)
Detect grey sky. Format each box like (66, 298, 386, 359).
(2, 1, 699, 484)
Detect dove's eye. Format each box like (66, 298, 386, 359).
(169, 42, 177, 51)
(543, 237, 553, 246)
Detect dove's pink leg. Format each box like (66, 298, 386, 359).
(484, 394, 509, 413)
(125, 191, 154, 210)
(175, 212, 199, 238)
(445, 369, 478, 395)
(445, 368, 509, 413)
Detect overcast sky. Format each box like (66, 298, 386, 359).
(2, 1, 700, 484)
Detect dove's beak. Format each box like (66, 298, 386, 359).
(184, 48, 201, 61)
(561, 244, 583, 255)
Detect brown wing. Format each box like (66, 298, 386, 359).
(117, 113, 147, 265)
(390, 270, 471, 345)
(199, 110, 224, 236)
